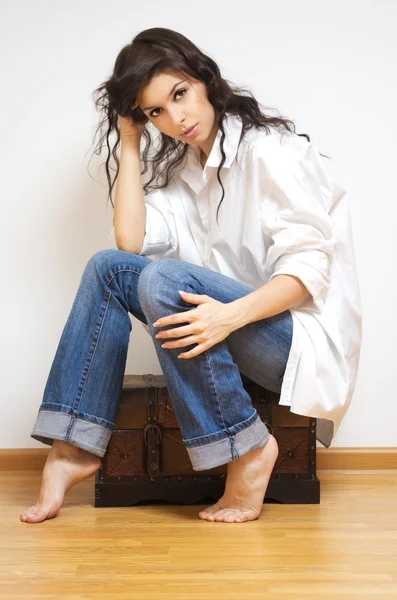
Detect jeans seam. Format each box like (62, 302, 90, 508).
(206, 349, 227, 431)
(150, 268, 203, 293)
(230, 433, 240, 460)
(66, 290, 112, 441)
(106, 267, 142, 286)
(182, 410, 258, 443)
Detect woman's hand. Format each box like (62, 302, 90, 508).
(152, 291, 240, 359)
(118, 100, 148, 142)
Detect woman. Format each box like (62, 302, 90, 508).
(21, 27, 362, 525)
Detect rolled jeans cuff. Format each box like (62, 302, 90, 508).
(30, 409, 113, 458)
(183, 411, 271, 471)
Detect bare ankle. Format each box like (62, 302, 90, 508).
(51, 439, 97, 461)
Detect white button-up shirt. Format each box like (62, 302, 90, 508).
(109, 113, 362, 448)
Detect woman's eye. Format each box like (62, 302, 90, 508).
(150, 89, 186, 118)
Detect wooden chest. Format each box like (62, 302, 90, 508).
(95, 374, 320, 506)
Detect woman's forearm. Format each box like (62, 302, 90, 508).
(113, 138, 146, 253)
(226, 275, 311, 330)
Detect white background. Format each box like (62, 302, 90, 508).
(1, 0, 396, 449)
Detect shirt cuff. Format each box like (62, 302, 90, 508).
(108, 202, 173, 254)
(138, 203, 172, 255)
(268, 255, 330, 312)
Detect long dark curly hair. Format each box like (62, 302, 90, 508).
(90, 27, 325, 225)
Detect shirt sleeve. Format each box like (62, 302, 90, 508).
(108, 188, 178, 256)
(256, 138, 337, 312)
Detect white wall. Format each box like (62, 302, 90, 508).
(1, 0, 396, 449)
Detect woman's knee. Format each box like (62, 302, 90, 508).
(88, 248, 121, 266)
(137, 258, 184, 307)
(137, 258, 179, 287)
(85, 248, 149, 276)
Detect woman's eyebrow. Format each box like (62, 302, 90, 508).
(142, 80, 187, 112)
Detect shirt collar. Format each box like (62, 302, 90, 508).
(181, 112, 244, 178)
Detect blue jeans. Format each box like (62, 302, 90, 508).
(31, 250, 293, 471)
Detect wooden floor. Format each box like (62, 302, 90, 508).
(1, 470, 397, 600)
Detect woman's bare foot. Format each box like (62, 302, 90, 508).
(198, 433, 279, 523)
(20, 440, 101, 524)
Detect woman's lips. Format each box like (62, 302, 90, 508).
(181, 123, 198, 138)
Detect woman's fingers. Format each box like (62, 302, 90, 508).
(161, 336, 198, 349)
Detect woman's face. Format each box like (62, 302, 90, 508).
(135, 71, 218, 148)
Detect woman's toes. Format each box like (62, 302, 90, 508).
(205, 507, 225, 521)
(237, 511, 260, 523)
(213, 509, 233, 522)
(20, 505, 39, 521)
(20, 504, 57, 523)
(20, 509, 45, 523)
(198, 502, 222, 520)
(198, 509, 209, 519)
(222, 512, 237, 522)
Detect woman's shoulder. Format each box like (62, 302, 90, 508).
(243, 125, 311, 164)
(241, 125, 330, 186)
